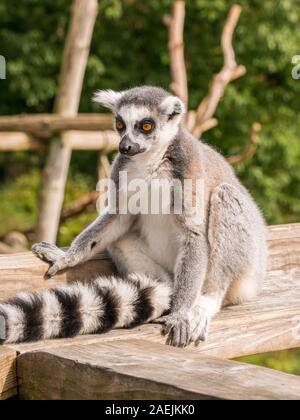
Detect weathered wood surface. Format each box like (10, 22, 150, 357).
(1, 223, 300, 400)
(1, 223, 299, 360)
(8, 269, 300, 360)
(0, 347, 17, 400)
(17, 340, 300, 400)
(0, 114, 113, 137)
(1, 223, 298, 298)
(0, 252, 115, 301)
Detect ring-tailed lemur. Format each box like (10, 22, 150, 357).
(0, 86, 267, 347)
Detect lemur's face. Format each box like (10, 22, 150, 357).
(93, 86, 185, 157)
(115, 105, 158, 156)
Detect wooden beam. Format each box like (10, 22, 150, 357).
(17, 340, 300, 400)
(0, 131, 119, 152)
(65, 130, 118, 151)
(0, 347, 17, 400)
(0, 114, 113, 137)
(0, 133, 43, 151)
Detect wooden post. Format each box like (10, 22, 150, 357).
(36, 0, 98, 243)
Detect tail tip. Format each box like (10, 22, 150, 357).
(0, 314, 7, 344)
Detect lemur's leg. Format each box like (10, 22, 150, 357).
(161, 183, 266, 347)
(32, 212, 134, 279)
(108, 233, 172, 285)
(188, 183, 266, 345)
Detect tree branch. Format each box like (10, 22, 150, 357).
(165, 0, 188, 105)
(228, 122, 261, 166)
(192, 4, 246, 138)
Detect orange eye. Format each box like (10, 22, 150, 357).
(116, 121, 125, 131)
(142, 123, 153, 132)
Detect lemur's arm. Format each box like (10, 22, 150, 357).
(155, 229, 209, 347)
(32, 211, 134, 279)
(172, 231, 208, 312)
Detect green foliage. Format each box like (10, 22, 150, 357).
(1, 0, 299, 227)
(238, 349, 300, 376)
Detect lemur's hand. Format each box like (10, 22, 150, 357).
(155, 306, 211, 347)
(32, 242, 69, 280)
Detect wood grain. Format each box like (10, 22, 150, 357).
(0, 252, 115, 301)
(2, 223, 300, 359)
(17, 340, 300, 400)
(0, 347, 17, 400)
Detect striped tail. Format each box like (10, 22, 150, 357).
(0, 274, 171, 344)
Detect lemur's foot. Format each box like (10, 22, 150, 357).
(32, 242, 68, 280)
(156, 307, 211, 348)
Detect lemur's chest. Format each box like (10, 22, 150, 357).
(137, 214, 183, 273)
(120, 157, 183, 272)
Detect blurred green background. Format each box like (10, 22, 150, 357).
(0, 0, 300, 374)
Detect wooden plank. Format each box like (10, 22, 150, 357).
(267, 224, 300, 273)
(8, 270, 300, 359)
(1, 223, 298, 299)
(17, 340, 300, 400)
(0, 347, 17, 400)
(2, 222, 300, 358)
(0, 252, 115, 301)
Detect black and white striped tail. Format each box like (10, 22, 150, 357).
(0, 274, 171, 344)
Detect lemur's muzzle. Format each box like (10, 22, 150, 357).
(119, 136, 142, 156)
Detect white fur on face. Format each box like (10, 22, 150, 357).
(118, 105, 151, 125)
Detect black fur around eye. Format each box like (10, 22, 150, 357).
(139, 119, 155, 134)
(116, 117, 126, 132)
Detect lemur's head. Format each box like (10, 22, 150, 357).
(93, 86, 185, 157)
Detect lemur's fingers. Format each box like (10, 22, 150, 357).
(32, 242, 65, 264)
(170, 319, 191, 348)
(151, 315, 169, 325)
(44, 259, 68, 280)
(159, 313, 191, 347)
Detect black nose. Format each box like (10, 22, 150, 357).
(119, 137, 141, 156)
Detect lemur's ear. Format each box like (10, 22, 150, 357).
(93, 90, 124, 112)
(159, 96, 186, 120)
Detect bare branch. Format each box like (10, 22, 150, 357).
(192, 4, 246, 138)
(192, 118, 218, 139)
(165, 0, 188, 105)
(228, 122, 261, 166)
(60, 191, 99, 221)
